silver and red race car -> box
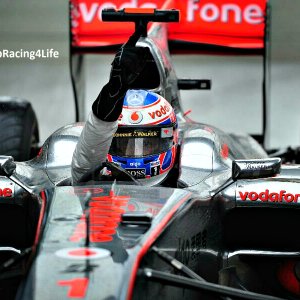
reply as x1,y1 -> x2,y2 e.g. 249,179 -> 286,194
0,3 -> 299,300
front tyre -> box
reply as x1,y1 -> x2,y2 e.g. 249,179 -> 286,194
0,97 -> 39,161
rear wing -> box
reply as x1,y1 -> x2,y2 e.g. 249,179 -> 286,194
70,0 -> 266,50
69,0 -> 270,146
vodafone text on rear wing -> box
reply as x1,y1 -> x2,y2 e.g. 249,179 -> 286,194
70,0 -> 267,50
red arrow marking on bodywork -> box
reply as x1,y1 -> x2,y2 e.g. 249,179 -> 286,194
58,278 -> 89,298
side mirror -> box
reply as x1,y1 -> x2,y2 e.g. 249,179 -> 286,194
178,79 -> 211,90
0,156 -> 33,195
0,156 -> 16,177
232,158 -> 281,180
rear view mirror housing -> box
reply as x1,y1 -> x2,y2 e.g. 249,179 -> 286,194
178,79 -> 211,90
232,158 -> 281,180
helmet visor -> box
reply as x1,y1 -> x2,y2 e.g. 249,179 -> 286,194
109,126 -> 174,157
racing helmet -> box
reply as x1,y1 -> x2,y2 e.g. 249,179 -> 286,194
107,90 -> 178,186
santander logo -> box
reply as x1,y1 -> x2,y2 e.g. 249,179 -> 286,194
239,189 -> 300,203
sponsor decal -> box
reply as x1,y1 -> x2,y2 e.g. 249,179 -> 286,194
175,230 -> 207,265
161,127 -> 173,138
130,161 -> 141,167
186,0 -> 264,24
0,187 -> 13,197
129,111 -> 143,124
148,104 -> 171,120
245,162 -> 269,170
113,129 -> 159,138
113,132 -> 133,138
75,0 -> 264,25
120,97 -> 173,125
70,190 -> 130,243
56,247 -> 110,260
78,0 -> 158,23
71,0 -> 266,48
239,189 -> 300,203
126,91 -> 145,106
126,168 -> 146,178
133,130 -> 158,137
58,278 -> 89,298
0,179 -> 14,198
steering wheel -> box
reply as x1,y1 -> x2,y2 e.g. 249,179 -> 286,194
78,162 -> 142,185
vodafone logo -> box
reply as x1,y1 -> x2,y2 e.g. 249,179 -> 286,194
148,104 -> 171,120
72,0 -> 266,49
187,0 -> 264,24
0,188 -> 13,197
129,111 -> 143,124
79,0 -> 157,23
239,190 -> 300,203
121,101 -> 172,125
77,0 -> 264,25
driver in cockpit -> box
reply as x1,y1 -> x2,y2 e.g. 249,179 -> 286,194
71,46 -> 179,186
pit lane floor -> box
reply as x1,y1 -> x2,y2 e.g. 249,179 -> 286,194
0,0 -> 300,150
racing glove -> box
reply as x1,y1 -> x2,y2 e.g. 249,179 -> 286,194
92,46 -> 151,122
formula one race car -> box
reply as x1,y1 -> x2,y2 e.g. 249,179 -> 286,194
1,4 -> 300,300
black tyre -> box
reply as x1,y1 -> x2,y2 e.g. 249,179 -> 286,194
0,97 -> 39,161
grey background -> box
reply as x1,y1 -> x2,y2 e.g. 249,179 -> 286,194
0,0 -> 299,149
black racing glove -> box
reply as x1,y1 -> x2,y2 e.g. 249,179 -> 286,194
92,46 -> 151,122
